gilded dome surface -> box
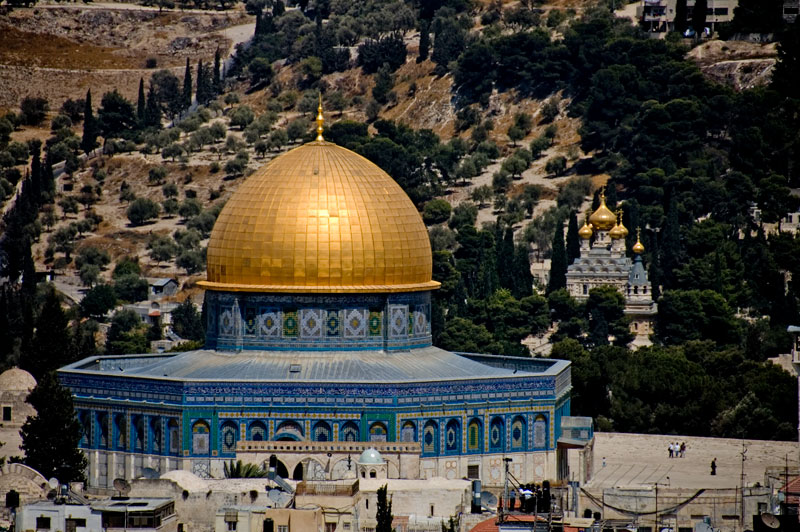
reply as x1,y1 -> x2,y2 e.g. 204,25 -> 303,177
201,140 -> 439,293
589,193 -> 616,231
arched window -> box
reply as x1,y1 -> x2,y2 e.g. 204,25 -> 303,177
423,420 -> 438,455
313,421 -> 332,442
511,416 -> 526,450
489,417 -> 504,452
341,421 -> 359,442
445,419 -> 461,453
533,415 -> 547,449
220,421 -> 238,453
249,421 -> 267,441
134,416 -> 145,451
114,414 -> 127,450
97,412 -> 109,449
192,420 -> 210,455
150,417 -> 162,454
78,411 -> 90,448
467,418 -> 482,452
167,419 -> 180,455
400,421 -> 416,442
275,420 -> 304,441
369,422 -> 387,442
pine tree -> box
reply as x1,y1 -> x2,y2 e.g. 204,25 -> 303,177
213,48 -> 222,94
417,19 -> 430,63
137,78 -> 146,124
182,57 -> 193,114
80,90 -> 98,156
566,212 -> 580,266
20,372 -> 88,483
548,219 -> 567,293
376,484 -> 394,532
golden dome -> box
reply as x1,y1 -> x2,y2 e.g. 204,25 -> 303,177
589,191 -> 616,231
200,140 -> 440,294
578,219 -> 593,239
609,210 -> 628,240
632,228 -> 645,254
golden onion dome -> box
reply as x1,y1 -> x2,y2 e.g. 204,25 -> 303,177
609,210 -> 628,240
589,191 -> 616,231
632,228 -> 645,254
578,220 -> 593,240
199,137 -> 440,294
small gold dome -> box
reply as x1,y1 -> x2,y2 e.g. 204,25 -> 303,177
609,210 -> 628,240
200,140 -> 440,293
578,221 -> 593,239
632,229 -> 645,254
589,191 -> 616,231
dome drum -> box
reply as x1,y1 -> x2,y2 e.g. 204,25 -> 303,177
206,290 -> 433,351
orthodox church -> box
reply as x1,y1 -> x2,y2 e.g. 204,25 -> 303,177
58,107 -> 574,489
565,193 -> 658,345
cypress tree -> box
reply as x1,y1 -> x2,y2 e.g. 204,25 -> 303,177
196,60 -> 209,105
675,0 -> 688,33
29,139 -> 42,205
548,219 -> 567,293
376,485 -> 393,532
417,19 -> 430,62
497,226 -> 515,291
20,372 -> 88,483
182,57 -> 193,114
213,48 -> 222,94
566,212 -> 580,265
144,85 -> 161,128
80,89 -> 98,156
660,192 -> 681,289
512,243 -> 533,298
23,285 -> 70,379
137,77 -> 146,124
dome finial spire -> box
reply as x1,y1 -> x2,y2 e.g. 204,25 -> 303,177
316,93 -> 325,142
632,227 -> 645,254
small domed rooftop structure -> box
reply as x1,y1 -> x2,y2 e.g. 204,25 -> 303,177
0,367 -> 36,393
357,448 -> 385,465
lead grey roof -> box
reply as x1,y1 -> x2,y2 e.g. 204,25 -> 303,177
61,346 -> 567,384
628,255 -> 649,286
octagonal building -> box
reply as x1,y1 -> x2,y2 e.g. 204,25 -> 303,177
59,117 -> 573,488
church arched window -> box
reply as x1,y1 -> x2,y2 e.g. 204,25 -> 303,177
533,415 -> 547,449
400,421 -> 416,442
275,420 -> 303,441
369,422 -> 387,442
467,418 -> 482,452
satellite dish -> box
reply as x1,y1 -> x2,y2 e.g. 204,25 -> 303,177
140,468 -> 160,480
267,490 -> 292,508
480,491 -> 498,508
48,477 -> 60,490
113,478 -> 131,495
695,522 -> 713,532
761,514 -> 780,529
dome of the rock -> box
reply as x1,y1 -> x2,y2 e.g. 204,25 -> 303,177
201,140 -> 439,294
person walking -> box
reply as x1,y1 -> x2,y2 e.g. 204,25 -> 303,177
680,442 -> 686,458
710,458 -> 717,475
668,443 -> 673,458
